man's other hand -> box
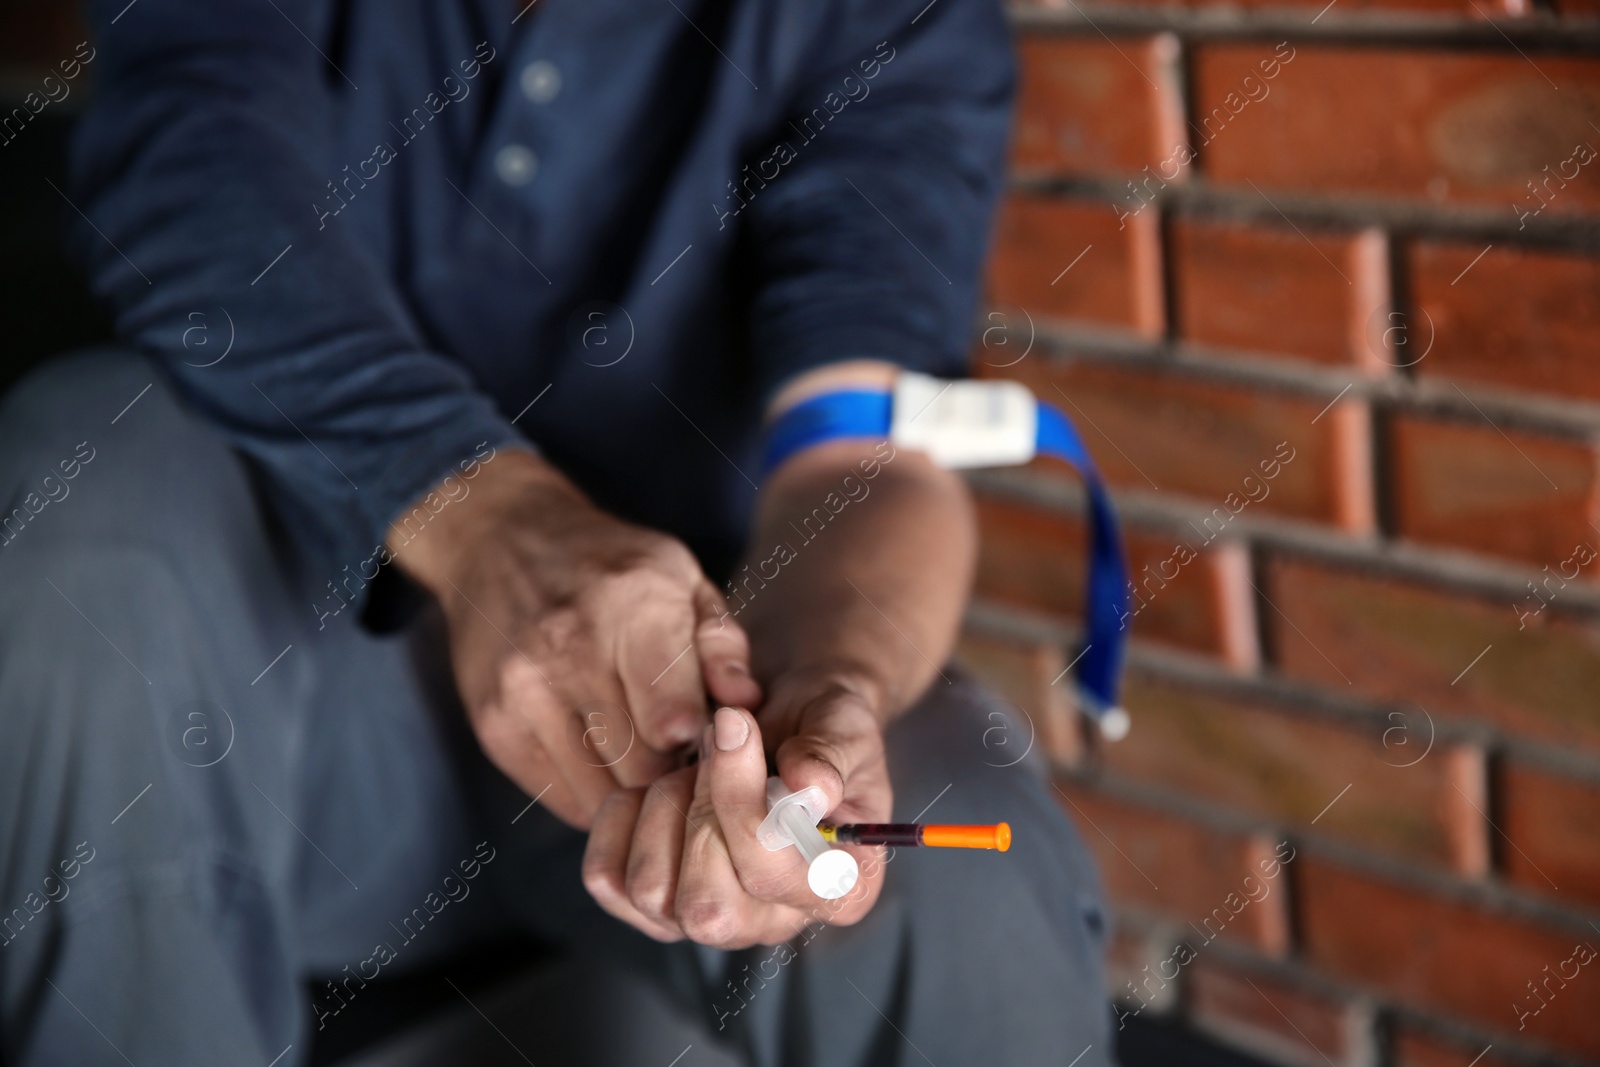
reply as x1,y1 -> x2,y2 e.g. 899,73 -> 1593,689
581,697 -> 891,947
391,450 -> 762,829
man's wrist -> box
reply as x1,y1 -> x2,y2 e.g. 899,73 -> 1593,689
756,659 -> 896,734
386,448 -> 576,599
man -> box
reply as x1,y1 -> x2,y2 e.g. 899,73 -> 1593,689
0,0 -> 1113,1063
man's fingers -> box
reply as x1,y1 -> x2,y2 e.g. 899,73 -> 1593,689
624,766 -> 696,934
469,676 -> 599,829
615,587 -> 708,754
582,786 -> 644,917
482,731 -> 589,830
705,707 -> 814,906
572,694 -> 679,792
768,715 -> 893,928
772,695 -> 888,818
582,787 -> 684,942
672,723 -> 775,949
692,581 -> 762,710
514,683 -> 624,829
766,694 -> 893,926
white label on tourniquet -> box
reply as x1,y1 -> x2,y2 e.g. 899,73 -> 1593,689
890,372 -> 1038,469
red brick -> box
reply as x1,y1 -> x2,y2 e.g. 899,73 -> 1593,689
1193,45 -> 1600,213
1499,759 -> 1600,912
1449,746 -> 1493,880
1189,959 -> 1374,1067
1262,555 -> 1600,756
973,494 -> 1258,668
1105,674 -> 1487,872
1391,1021 -> 1537,1067
1171,216 -> 1390,371
1411,242 -> 1600,404
1054,782 -> 1296,954
1011,34 -> 1186,179
984,359 -> 1375,533
1388,414 -> 1600,571
984,193 -> 1163,341
954,628 -> 1085,766
1298,855 -> 1600,1060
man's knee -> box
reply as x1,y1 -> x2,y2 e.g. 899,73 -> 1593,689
0,349 -> 264,564
796,676 -> 1115,1065
885,672 -> 1053,820
0,351 -> 141,543
0,347 -> 297,728
0,348 -> 155,445
884,670 -> 1109,951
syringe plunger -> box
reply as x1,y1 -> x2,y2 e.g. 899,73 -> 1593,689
756,778 -> 860,900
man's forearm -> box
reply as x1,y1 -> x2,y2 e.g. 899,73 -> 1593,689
737,438 -> 977,723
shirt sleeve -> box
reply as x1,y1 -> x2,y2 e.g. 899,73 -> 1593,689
741,0 -> 1016,400
67,0 -> 527,582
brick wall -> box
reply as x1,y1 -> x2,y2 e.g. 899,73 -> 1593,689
961,4 -> 1600,1066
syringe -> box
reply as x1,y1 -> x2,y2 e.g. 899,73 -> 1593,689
820,822 -> 1011,849
755,777 -> 860,901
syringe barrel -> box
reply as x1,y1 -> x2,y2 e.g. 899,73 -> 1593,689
778,803 -> 829,865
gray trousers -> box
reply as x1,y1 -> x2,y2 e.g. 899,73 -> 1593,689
0,351 -> 1113,1067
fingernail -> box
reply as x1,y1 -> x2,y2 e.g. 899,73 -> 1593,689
714,706 -> 749,751
724,660 -> 749,677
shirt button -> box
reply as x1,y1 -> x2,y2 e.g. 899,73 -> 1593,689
494,144 -> 538,186
520,61 -> 561,104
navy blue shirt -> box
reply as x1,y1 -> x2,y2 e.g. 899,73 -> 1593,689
69,0 -> 1014,586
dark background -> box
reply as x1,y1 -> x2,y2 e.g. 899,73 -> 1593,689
0,4 -> 112,393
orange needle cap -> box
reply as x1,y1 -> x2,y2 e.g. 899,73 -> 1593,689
921,823 -> 1012,851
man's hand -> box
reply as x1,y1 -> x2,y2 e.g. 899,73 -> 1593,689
391,450 -> 761,829
582,692 -> 892,947
577,360 -> 975,947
